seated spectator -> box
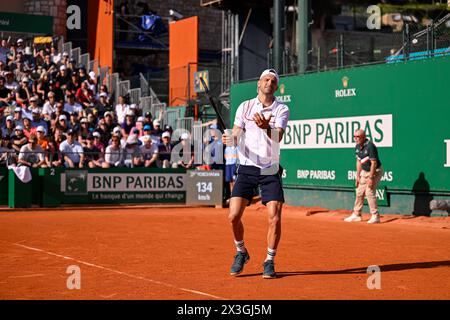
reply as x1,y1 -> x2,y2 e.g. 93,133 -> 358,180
59,129 -> 84,168
64,93 -> 83,116
56,65 -> 70,91
68,112 -> 80,133
124,135 -> 143,168
49,79 -> 64,102
121,110 -> 135,139
2,115 -> 15,138
103,111 -> 117,133
174,132 -> 194,169
36,72 -> 51,101
92,131 -> 105,153
151,119 -> 163,138
140,135 -> 158,168
87,71 -> 97,94
0,75 -> 11,107
139,124 -> 153,144
18,134 -> 45,168
56,114 -> 70,134
36,125 -> 49,150
45,139 -> 62,167
102,134 -> 124,168
42,91 -> 57,120
12,107 -> 24,128
83,133 -> 104,168
157,131 -> 175,168
66,72 -> 80,96
0,135 -> 15,166
78,66 -> 88,83
95,92 -> 112,118
97,84 -> 111,104
4,71 -> 19,92
142,111 -> 154,129
22,116 -> 34,138
15,77 -> 31,107
11,125 -> 28,153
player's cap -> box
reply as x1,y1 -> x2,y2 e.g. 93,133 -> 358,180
259,68 -> 279,83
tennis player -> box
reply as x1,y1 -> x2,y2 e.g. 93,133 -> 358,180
222,68 -> 290,279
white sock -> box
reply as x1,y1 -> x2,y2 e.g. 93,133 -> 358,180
234,240 -> 247,253
265,248 -> 277,262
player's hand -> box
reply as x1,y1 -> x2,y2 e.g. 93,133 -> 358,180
253,112 -> 273,129
222,132 -> 234,146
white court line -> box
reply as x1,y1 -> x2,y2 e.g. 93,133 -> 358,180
12,243 -> 226,300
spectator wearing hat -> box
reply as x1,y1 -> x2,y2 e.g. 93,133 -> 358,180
58,52 -> 70,70
87,71 -> 97,93
55,65 -> 70,90
140,135 -> 159,168
59,129 -> 84,168
42,91 -> 57,120
124,134 -> 143,168
121,110 -> 136,139
12,107 -> 24,128
36,125 -> 48,150
103,134 -> 124,168
16,39 -> 25,54
92,131 -> 105,153
174,132 -> 195,169
76,80 -> 94,109
142,111 -> 154,128
56,113 -> 70,134
139,124 -> 153,145
83,133 -> 103,168
95,92 -> 112,118
110,126 -> 127,149
11,125 -> 28,153
18,134 -> 45,168
23,47 -> 35,69
30,107 -> 47,130
28,95 -> 40,112
68,112 -> 80,133
78,117 -> 91,139
115,95 -> 129,124
151,119 -> 163,138
2,115 -> 15,138
157,131 -> 175,168
64,93 -> 83,116
15,77 -> 32,107
103,111 -> 117,133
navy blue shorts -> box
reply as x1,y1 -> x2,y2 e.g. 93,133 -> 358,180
231,165 -> 284,205
225,164 -> 237,182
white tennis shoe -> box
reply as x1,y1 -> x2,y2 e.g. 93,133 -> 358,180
344,213 -> 362,222
367,214 -> 381,224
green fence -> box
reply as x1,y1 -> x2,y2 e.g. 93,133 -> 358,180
231,56 -> 450,213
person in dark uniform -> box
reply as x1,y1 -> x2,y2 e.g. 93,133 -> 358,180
344,129 -> 383,224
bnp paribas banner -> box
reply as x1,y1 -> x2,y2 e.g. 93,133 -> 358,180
60,169 -> 186,204
231,56 -> 450,192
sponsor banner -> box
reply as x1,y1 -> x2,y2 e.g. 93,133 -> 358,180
281,114 -> 393,149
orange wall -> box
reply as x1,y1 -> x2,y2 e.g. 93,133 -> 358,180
88,0 -> 113,74
169,16 -> 198,107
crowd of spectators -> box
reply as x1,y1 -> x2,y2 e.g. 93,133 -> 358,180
0,37 -> 213,170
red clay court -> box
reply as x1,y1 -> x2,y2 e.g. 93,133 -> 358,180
1,204 -> 449,300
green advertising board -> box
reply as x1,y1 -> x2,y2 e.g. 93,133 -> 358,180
231,56 -> 450,195
0,12 -> 53,35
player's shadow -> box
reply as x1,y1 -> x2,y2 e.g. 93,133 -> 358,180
236,260 -> 450,278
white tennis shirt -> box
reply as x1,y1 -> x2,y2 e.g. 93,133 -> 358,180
234,96 -> 290,169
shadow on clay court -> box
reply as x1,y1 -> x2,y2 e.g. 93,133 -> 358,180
236,260 -> 450,278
